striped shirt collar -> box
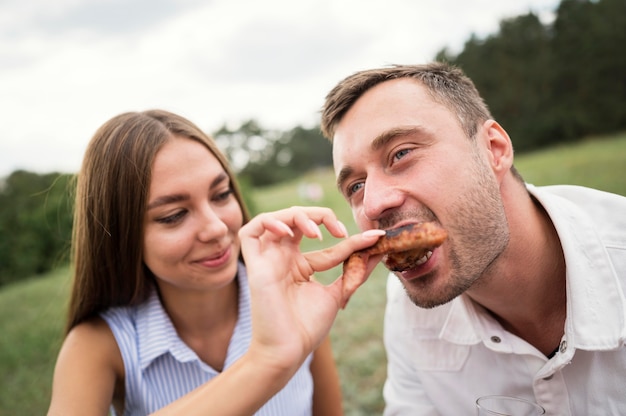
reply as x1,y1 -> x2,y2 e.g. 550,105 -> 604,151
136,262 -> 250,371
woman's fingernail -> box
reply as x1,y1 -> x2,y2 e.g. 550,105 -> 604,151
308,219 -> 323,240
362,229 -> 386,238
337,220 -> 349,237
278,221 -> 295,237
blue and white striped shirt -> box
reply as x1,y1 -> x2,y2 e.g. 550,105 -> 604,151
101,262 -> 313,416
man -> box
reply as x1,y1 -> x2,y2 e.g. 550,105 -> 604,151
321,62 -> 626,415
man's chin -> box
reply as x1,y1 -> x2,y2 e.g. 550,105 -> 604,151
401,277 -> 458,309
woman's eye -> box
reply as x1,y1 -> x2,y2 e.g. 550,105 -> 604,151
393,148 -> 411,161
214,188 -> 234,202
156,210 -> 186,224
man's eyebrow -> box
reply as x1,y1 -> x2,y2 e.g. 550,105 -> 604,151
336,165 -> 354,194
371,126 -> 427,151
147,172 -> 229,211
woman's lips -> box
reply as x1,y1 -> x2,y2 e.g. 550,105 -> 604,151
196,246 -> 231,267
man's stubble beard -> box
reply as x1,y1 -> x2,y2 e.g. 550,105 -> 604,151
402,146 -> 510,309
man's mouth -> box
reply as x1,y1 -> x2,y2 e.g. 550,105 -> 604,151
383,248 -> 433,272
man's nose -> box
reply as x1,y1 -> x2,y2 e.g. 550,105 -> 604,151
362,174 -> 405,222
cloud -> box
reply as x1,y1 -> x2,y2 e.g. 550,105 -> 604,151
2,0 -> 204,37
0,0 -> 559,177
207,19 -> 369,84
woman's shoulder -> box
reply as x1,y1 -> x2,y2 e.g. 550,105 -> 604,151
50,317 -> 125,414
69,315 -> 117,341
63,316 -> 124,375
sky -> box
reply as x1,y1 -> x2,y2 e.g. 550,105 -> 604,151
0,0 -> 560,178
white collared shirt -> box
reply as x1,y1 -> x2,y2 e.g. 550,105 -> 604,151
383,184 -> 626,415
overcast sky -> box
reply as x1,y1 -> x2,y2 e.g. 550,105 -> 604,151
0,0 -> 559,178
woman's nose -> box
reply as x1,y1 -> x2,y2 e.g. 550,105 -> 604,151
196,207 -> 228,242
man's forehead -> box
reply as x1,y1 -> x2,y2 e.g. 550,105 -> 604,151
332,80 -> 436,142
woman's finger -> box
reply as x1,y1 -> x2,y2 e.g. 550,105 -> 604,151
303,229 -> 385,272
239,213 -> 294,241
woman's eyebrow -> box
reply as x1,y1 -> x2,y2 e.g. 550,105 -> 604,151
210,172 -> 229,189
147,172 -> 229,211
147,194 -> 188,211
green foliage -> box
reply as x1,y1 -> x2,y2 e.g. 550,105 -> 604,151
235,174 -> 259,217
550,0 -> 626,138
0,171 -> 74,287
277,125 -> 333,172
1,133 -> 625,415
443,0 -> 626,152
214,120 -> 332,187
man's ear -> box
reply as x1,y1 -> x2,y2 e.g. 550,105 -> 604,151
480,119 -> 514,180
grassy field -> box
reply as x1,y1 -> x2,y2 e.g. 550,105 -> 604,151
1,132 -> 625,415
514,132 -> 626,196
0,268 -> 69,415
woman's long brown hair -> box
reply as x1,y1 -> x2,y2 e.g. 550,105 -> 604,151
66,110 -> 250,334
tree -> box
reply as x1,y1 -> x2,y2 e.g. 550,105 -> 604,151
448,13 -> 554,151
551,0 -> 626,138
436,0 -> 626,151
213,120 -> 332,187
0,171 -> 73,286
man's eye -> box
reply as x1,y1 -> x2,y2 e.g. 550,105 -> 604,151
347,182 -> 364,196
393,148 -> 411,161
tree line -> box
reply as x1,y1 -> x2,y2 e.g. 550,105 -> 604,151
1,0 -> 624,287
0,171 -> 74,286
437,0 -> 626,151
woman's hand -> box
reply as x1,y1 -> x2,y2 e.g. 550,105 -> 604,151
238,206 -> 384,372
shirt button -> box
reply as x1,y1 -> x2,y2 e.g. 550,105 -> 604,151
559,340 -> 567,353
490,336 -> 501,343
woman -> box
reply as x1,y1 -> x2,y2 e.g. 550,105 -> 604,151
47,110 -> 385,415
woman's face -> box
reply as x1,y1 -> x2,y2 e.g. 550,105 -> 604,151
143,136 -> 243,293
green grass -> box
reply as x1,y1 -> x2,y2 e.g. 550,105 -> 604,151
515,132 -> 626,196
0,268 -> 69,415
1,132 -> 625,415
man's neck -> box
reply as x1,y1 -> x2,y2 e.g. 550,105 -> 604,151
467,188 -> 567,356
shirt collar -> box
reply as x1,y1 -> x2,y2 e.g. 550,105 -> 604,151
136,289 -> 197,370
439,185 -> 625,351
438,295 -> 482,345
527,184 -> 625,350
136,262 -> 249,370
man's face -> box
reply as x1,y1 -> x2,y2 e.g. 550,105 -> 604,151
332,78 -> 510,308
